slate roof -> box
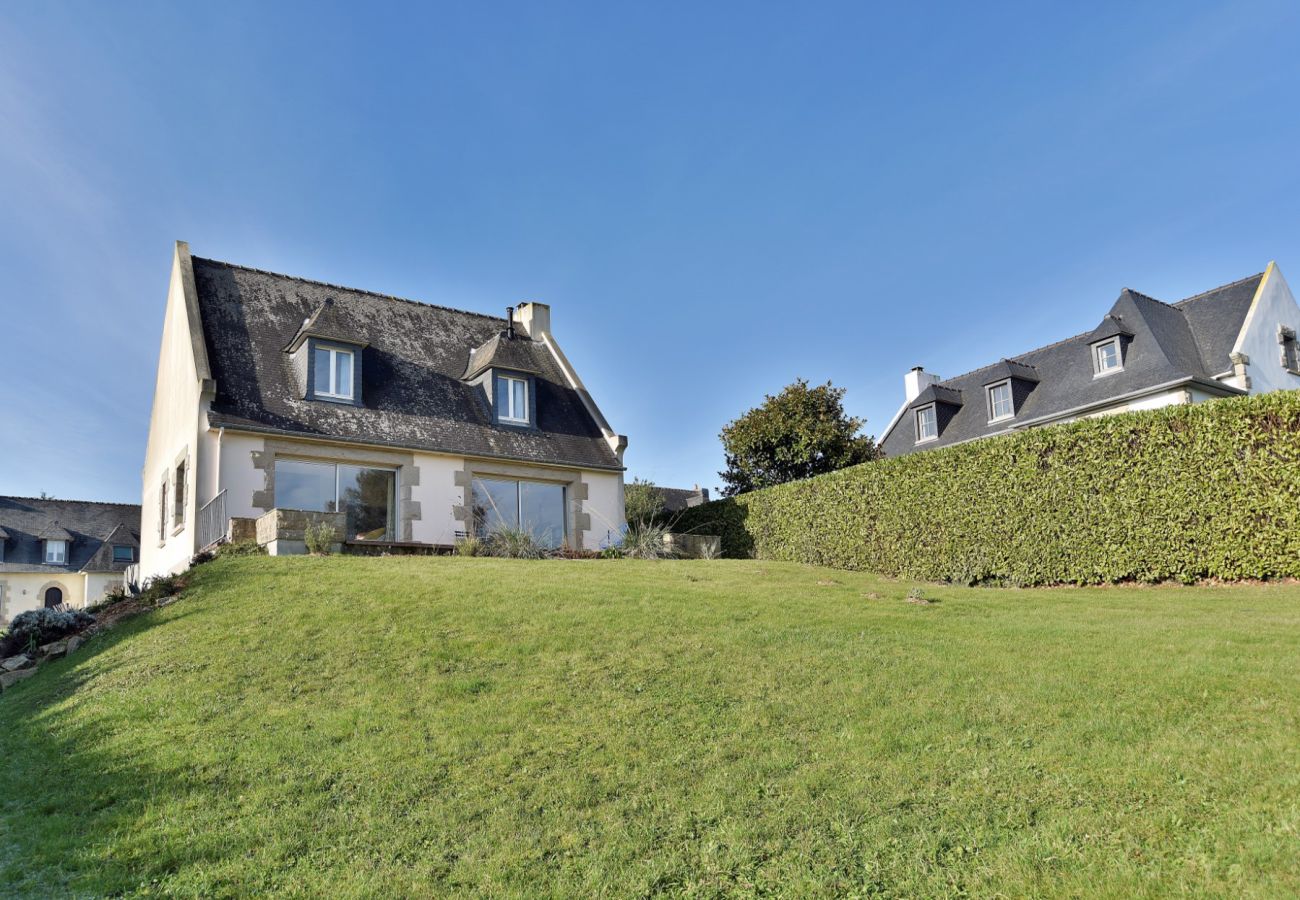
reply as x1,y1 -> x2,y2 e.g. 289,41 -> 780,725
191,258 -> 622,470
652,485 -> 711,513
0,497 -> 141,574
880,273 -> 1263,456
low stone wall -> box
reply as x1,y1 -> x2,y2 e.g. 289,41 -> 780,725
663,533 -> 722,559
229,517 -> 258,544
255,509 -> 345,556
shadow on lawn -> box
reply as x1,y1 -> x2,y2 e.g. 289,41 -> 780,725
0,605 -> 217,893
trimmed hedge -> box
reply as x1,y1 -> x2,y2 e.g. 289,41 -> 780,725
675,390 -> 1300,585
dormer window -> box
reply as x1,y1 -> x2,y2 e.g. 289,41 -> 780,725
313,345 -> 355,400
500,375 -> 529,424
987,380 -> 1014,422
1094,338 -> 1123,376
915,404 -> 938,442
45,540 -> 67,564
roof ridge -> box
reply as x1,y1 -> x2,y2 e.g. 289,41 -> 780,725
0,496 -> 140,507
1173,271 -> 1266,306
1122,287 -> 1180,310
191,256 -> 509,322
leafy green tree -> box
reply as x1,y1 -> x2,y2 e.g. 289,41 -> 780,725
718,379 -> 878,496
623,477 -> 666,526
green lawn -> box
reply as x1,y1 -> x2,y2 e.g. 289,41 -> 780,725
2,557 -> 1298,897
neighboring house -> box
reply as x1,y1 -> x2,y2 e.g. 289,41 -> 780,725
653,484 -> 711,513
0,497 -> 141,624
880,263 -> 1300,456
139,242 -> 627,579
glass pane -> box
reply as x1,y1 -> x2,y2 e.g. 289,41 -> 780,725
313,347 -> 332,394
275,459 -> 337,512
520,481 -> 566,549
338,465 -> 394,541
335,351 -> 353,397
471,477 -> 519,536
512,379 -> 527,420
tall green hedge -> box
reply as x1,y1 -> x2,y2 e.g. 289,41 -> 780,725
675,390 -> 1300,585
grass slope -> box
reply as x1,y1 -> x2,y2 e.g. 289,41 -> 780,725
1,557 -> 1298,897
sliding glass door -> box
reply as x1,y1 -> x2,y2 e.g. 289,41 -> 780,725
274,459 -> 396,541
471,477 -> 567,549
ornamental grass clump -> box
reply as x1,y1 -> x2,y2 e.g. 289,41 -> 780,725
484,527 -> 547,559
620,521 -> 678,560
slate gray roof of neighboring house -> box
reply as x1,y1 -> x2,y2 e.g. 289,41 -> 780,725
652,485 -> 710,512
880,273 -> 1264,456
192,257 -> 622,470
0,497 -> 141,574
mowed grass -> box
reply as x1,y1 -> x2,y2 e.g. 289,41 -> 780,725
1,558 -> 1299,897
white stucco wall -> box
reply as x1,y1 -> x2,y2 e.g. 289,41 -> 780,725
581,470 -> 626,550
1234,263 -> 1300,395
409,452 -> 467,546
140,245 -> 207,580
217,432 -> 270,521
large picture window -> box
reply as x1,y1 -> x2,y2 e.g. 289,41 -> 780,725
471,477 -> 566,549
274,458 -> 395,541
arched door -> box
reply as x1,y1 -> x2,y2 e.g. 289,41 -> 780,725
44,586 -> 63,608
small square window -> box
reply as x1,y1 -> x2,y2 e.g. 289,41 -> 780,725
1094,338 -> 1122,375
915,405 -> 937,442
988,381 -> 1014,421
113,545 -> 134,563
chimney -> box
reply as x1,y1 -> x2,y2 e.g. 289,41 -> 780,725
505,306 -> 514,339
513,301 -> 551,339
904,366 -> 940,402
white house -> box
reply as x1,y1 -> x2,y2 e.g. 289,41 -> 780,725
879,263 -> 1300,455
139,242 -> 627,579
0,496 -> 140,623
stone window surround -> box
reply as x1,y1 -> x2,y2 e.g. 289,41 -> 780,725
172,447 -> 190,537
451,458 -> 591,550
250,438 -> 422,542
1279,325 -> 1299,375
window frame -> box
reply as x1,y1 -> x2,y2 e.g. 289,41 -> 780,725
313,344 -> 355,401
1093,337 -> 1123,377
272,457 -> 397,542
470,475 -> 568,548
499,375 -> 530,424
112,544 -> 134,563
915,403 -> 938,443
45,540 -> 68,564
173,460 -> 187,531
1280,326 -> 1299,374
158,479 -> 169,542
987,379 -> 1015,423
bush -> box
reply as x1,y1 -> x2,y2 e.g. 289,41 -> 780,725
484,527 -> 547,559
218,539 -> 266,558
620,521 -> 677,560
674,391 -> 1300,586
305,521 -> 340,555
624,478 -> 667,527
453,535 -> 486,557
0,607 -> 95,658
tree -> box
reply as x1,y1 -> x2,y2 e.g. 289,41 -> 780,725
718,379 -> 878,496
623,478 -> 665,527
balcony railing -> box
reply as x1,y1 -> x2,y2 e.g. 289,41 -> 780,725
197,490 -> 228,552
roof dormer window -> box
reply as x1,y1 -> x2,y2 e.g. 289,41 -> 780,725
45,539 -> 67,564
500,375 -> 529,424
1093,337 -> 1123,376
987,380 -> 1014,422
313,345 -> 355,400
915,404 -> 938,442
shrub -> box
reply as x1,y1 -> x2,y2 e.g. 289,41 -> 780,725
218,539 -> 266,558
0,607 -> 95,658
453,535 -> 486,557
621,521 -> 677,560
674,391 -> 1300,586
624,478 -> 667,527
484,527 -> 547,559
304,521 -> 339,555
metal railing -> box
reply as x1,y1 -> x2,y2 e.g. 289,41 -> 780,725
197,490 -> 228,552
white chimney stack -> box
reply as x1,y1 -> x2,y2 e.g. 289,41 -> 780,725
904,366 -> 940,402
513,302 -> 551,339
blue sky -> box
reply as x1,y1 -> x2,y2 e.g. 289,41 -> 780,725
2,1 -> 1299,503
